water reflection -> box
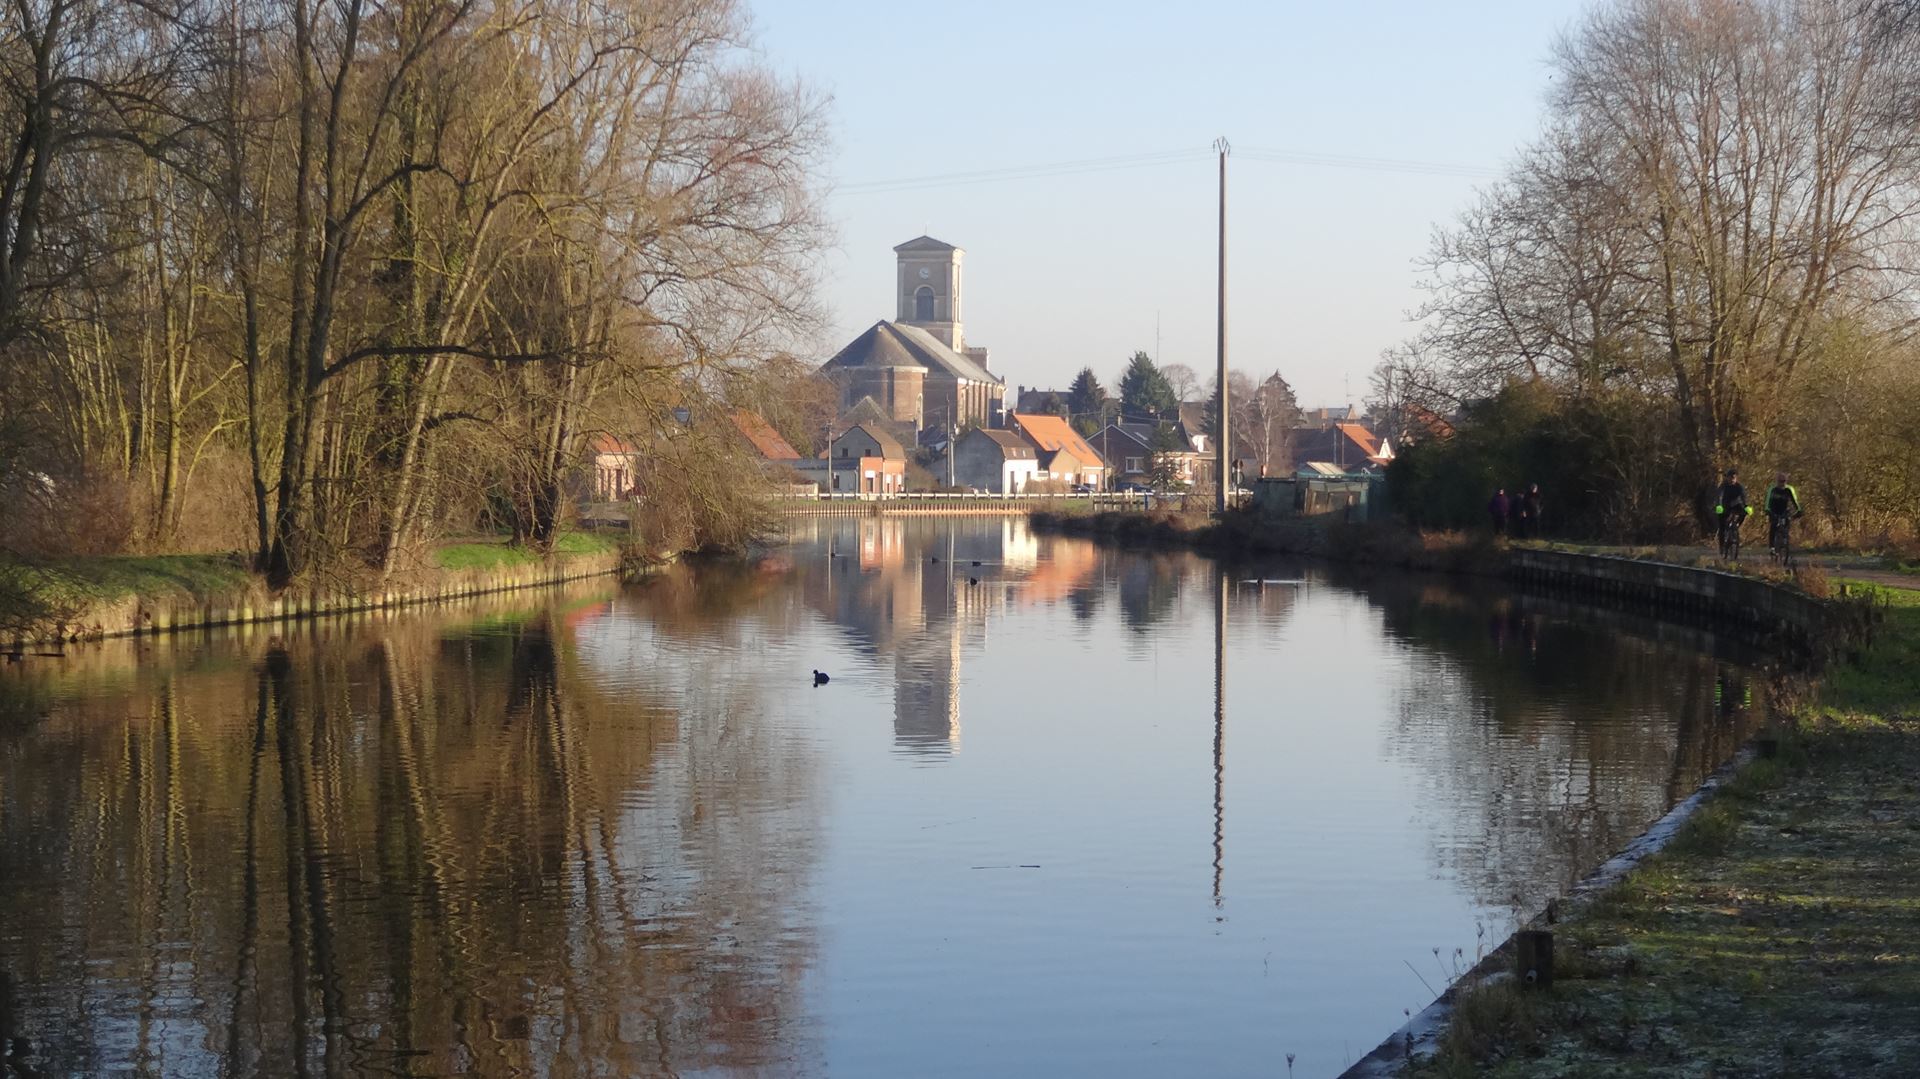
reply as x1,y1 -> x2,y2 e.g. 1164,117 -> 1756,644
0,590 -> 821,1076
1358,576 -> 1768,919
790,517 -> 1094,757
0,523 -> 1770,1077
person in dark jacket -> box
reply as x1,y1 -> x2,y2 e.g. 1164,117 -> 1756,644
1517,484 -> 1543,538
1715,469 -> 1752,553
1488,488 -> 1510,535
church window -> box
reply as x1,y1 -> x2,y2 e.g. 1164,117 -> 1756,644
914,286 -> 935,321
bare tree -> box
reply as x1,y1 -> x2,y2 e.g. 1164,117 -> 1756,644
1406,0 -> 1920,526
1244,372 -> 1301,478
1160,362 -> 1200,404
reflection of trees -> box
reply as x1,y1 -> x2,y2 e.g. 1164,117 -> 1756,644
1115,554 -> 1184,633
0,608 -> 820,1075
1367,582 -> 1760,922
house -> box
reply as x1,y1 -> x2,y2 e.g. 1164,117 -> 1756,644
587,434 -> 640,501
1090,419 -> 1209,489
1090,423 -> 1153,487
1300,404 -> 1358,425
1010,412 -> 1105,488
730,409 -> 801,463
794,422 -> 907,495
817,237 -> 1006,438
1176,401 -> 1215,457
1394,403 -> 1457,448
953,428 -> 1039,494
1012,385 -> 1074,416
730,409 -> 811,492
1289,421 -> 1392,475
1176,401 -> 1217,489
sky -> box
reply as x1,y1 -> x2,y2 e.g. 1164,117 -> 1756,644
751,0 -> 1593,409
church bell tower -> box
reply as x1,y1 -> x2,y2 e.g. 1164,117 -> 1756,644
895,236 -> 964,351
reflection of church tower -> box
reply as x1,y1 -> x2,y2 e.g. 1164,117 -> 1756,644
894,615 -> 964,754
896,236 -> 964,350
892,539 -> 994,755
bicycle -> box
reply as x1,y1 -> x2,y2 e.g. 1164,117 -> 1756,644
1717,513 -> 1746,562
1768,511 -> 1800,570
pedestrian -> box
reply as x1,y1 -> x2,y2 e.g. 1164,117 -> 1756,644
1519,483 -> 1543,539
1487,488 -> 1510,536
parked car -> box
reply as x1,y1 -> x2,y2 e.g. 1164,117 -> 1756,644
1070,483 -> 1095,494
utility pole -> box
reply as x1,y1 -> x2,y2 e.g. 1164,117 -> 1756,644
1214,137 -> 1231,515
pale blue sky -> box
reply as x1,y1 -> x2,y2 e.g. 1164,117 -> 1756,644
753,0 -> 1591,407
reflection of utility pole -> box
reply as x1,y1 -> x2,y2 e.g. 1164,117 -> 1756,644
1213,568 -> 1227,907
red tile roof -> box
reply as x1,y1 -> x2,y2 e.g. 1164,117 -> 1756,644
1336,422 -> 1385,461
731,410 -> 801,460
589,433 -> 638,456
1403,403 -> 1456,441
1011,413 -> 1105,469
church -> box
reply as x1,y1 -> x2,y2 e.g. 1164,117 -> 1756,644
817,237 -> 1007,440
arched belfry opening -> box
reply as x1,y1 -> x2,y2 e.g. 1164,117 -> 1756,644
895,235 -> 963,350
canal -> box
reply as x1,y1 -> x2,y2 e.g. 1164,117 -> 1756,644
0,517 -> 1765,1076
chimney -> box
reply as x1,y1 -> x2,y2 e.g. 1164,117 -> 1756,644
967,346 -> 990,373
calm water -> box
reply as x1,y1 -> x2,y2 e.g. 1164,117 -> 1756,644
0,517 -> 1765,1077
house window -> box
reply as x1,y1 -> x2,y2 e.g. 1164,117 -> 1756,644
1125,457 -> 1143,473
915,286 -> 935,321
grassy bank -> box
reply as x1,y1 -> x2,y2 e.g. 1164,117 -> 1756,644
433,531 -> 616,571
1411,584 -> 1920,1077
3,531 -> 626,643
28,553 -> 255,606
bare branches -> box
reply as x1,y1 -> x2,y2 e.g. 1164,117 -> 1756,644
1,0 -> 830,574
1409,0 -> 1920,483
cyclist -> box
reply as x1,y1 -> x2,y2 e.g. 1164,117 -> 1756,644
1764,471 -> 1804,561
1714,469 -> 1752,557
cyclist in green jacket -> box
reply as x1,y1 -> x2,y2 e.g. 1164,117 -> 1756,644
1764,472 -> 1804,558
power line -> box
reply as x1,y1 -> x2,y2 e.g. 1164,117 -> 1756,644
1236,145 -> 1500,179
837,148 -> 1210,194
834,144 -> 1500,196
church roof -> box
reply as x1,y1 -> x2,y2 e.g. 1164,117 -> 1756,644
893,235 -> 958,253
820,320 -> 997,385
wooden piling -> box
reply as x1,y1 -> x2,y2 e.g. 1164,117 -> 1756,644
1515,930 -> 1554,989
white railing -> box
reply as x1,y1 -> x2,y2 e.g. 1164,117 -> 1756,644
769,490 -> 1162,505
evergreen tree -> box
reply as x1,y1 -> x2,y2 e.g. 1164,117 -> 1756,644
1067,367 -> 1113,436
1118,351 -> 1178,419
1148,422 -> 1185,490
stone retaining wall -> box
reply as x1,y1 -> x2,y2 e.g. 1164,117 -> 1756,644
1507,548 -> 1829,648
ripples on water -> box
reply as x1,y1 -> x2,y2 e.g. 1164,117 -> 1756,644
0,517 -> 1765,1076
